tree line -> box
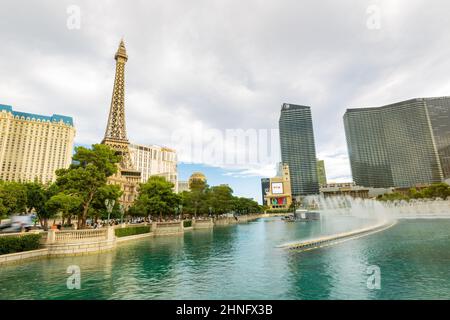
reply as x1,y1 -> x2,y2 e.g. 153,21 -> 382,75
129,176 -> 262,219
1,144 -> 262,229
377,183 -> 450,201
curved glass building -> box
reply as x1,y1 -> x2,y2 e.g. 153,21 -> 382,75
344,97 -> 450,188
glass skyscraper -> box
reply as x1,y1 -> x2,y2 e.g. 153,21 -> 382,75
279,103 -> 319,196
344,97 -> 450,188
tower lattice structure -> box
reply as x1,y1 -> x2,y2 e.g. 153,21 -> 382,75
102,39 -> 141,208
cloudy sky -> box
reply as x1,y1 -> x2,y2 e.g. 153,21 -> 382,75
2,0 -> 450,202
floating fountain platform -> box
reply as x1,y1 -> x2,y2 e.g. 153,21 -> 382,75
278,220 -> 397,251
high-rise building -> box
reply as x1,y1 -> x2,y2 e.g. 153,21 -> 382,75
317,159 -> 327,186
101,39 -> 141,208
279,103 -> 319,197
129,143 -> 178,192
344,97 -> 450,188
260,178 -> 270,205
0,104 -> 75,183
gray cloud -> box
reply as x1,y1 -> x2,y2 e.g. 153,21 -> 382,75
2,0 -> 450,181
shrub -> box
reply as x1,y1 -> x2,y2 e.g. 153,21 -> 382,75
114,226 -> 151,238
0,233 -> 42,255
183,220 -> 192,228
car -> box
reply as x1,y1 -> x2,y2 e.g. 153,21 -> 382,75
0,215 -> 35,233
0,220 -> 12,231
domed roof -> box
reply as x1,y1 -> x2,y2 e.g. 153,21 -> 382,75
189,172 -> 206,181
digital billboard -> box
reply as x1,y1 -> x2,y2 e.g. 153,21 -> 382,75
271,197 -> 286,205
271,182 -> 284,194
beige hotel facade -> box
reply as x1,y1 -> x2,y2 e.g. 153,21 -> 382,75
129,143 -> 178,192
0,104 -> 75,183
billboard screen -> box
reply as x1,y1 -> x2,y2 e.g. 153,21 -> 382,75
271,197 -> 286,205
271,182 -> 284,194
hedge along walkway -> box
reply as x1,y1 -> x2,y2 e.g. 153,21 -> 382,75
0,233 -> 42,255
114,225 -> 151,238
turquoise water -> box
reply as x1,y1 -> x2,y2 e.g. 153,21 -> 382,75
0,217 -> 449,300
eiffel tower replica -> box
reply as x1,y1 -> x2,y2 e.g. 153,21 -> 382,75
102,39 -> 141,208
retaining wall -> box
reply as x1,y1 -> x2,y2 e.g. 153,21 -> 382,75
152,221 -> 184,236
193,218 -> 214,229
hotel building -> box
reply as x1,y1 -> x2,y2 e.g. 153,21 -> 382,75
279,103 -> 319,197
0,104 -> 75,183
129,143 -> 178,192
344,97 -> 450,188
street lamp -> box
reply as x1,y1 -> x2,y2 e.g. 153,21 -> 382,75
119,204 -> 124,225
179,204 -> 183,219
105,199 -> 115,227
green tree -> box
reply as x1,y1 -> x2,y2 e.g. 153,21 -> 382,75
208,185 -> 235,215
55,144 -> 120,228
24,181 -> 47,214
130,176 -> 181,220
187,179 -> 209,217
45,193 -> 82,226
421,183 -> 450,200
0,181 -> 27,216
408,187 -> 424,199
233,197 -> 261,215
378,183 -> 450,202
0,198 -> 7,220
90,184 -> 123,222
36,183 -> 60,230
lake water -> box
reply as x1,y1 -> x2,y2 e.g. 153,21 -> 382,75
1,217 -> 449,300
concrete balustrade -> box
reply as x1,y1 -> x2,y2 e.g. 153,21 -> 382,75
50,229 -> 108,243
45,227 -> 116,256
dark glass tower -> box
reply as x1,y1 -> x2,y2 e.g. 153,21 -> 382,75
344,97 -> 450,188
279,103 -> 319,196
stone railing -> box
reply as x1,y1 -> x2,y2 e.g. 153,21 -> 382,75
47,228 -> 109,244
44,227 -> 115,256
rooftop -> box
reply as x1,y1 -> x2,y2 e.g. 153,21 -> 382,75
345,96 -> 450,113
0,104 -> 74,126
281,103 -> 310,111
